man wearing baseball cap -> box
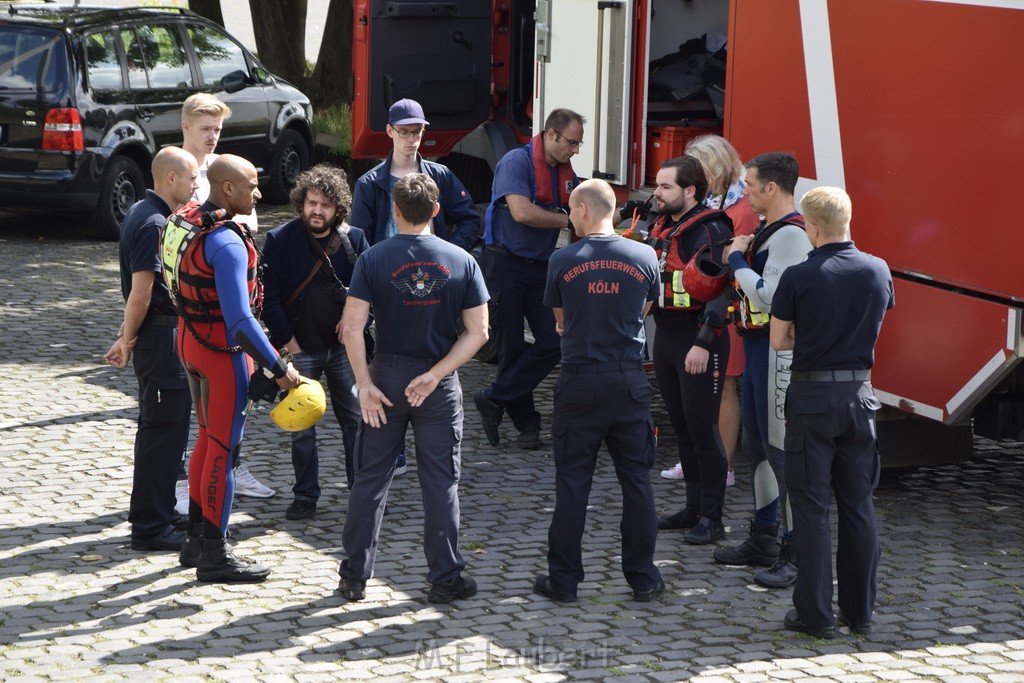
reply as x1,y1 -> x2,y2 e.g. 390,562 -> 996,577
349,98 -> 482,476
350,99 -> 479,251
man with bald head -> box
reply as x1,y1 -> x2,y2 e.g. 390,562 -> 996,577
106,146 -> 199,552
169,153 -> 301,582
533,179 -> 665,604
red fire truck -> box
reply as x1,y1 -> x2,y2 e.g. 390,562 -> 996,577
351,0 -> 1024,467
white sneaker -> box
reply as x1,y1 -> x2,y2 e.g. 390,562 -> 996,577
660,463 -> 685,480
726,469 -> 736,487
174,479 -> 189,515
233,463 -> 275,498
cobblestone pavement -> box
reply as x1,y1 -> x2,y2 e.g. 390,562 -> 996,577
2,208 -> 1024,682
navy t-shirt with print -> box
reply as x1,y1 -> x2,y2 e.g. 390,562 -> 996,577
544,235 -> 660,364
349,233 -> 489,360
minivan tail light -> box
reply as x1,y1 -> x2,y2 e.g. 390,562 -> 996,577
42,108 -> 84,152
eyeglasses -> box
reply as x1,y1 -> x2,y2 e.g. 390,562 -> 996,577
391,126 -> 425,139
555,131 -> 583,148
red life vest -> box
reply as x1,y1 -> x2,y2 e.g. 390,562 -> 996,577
162,200 -> 261,326
648,208 -> 727,311
731,213 -> 806,330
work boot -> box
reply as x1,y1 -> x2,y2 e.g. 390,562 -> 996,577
179,522 -> 203,568
754,535 -> 798,588
196,537 -> 271,583
713,519 -> 780,567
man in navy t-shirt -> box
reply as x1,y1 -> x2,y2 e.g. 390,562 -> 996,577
770,186 -> 893,639
105,147 -> 199,551
337,173 -> 489,604
533,179 -> 665,604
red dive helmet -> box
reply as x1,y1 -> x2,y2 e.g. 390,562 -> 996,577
681,246 -> 729,302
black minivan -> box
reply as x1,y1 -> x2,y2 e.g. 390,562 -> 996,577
0,4 -> 314,239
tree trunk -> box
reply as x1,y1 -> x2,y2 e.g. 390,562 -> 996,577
248,0 -> 307,87
308,0 -> 353,109
187,0 -> 224,27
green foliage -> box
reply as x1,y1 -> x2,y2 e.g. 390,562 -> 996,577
316,104 -> 352,157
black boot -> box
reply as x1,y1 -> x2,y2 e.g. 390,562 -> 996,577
713,519 -> 780,567
754,535 -> 798,588
179,522 -> 202,568
196,537 -> 271,583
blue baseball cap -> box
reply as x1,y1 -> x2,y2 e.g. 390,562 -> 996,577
388,99 -> 429,126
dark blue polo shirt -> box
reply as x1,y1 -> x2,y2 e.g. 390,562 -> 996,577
772,241 -> 894,371
118,189 -> 175,316
348,233 -> 489,360
484,144 -> 577,261
544,235 -> 660,364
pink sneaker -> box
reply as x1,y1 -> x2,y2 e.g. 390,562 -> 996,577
660,463 -> 684,480
726,469 -> 736,487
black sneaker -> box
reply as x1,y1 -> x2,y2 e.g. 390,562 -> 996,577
427,575 -> 478,603
632,577 -> 666,602
130,525 -> 186,551
532,574 -> 578,604
683,517 -> 724,545
474,390 -> 503,446
337,576 -> 367,601
658,508 -> 701,530
784,608 -> 836,639
516,427 -> 542,450
285,499 -> 317,520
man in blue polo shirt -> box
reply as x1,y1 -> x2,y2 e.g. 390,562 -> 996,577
475,108 -> 585,449
533,179 -> 664,605
770,186 -> 893,639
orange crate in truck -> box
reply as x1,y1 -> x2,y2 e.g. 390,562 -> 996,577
645,125 -> 722,184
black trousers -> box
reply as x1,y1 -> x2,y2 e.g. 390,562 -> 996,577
546,363 -> 662,593
128,322 -> 191,537
652,318 -> 729,520
786,379 -> 881,629
480,248 -> 561,431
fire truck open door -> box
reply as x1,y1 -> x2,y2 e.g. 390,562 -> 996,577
534,0 -> 635,185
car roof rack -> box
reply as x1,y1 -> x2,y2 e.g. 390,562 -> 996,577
5,4 -> 195,26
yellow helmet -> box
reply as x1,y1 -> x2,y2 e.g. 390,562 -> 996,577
270,377 -> 326,432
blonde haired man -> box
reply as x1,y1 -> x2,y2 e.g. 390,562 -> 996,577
180,93 -> 269,498
181,93 -> 233,205
770,186 -> 893,638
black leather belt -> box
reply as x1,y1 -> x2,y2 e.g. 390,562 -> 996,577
790,369 -> 871,382
484,244 -> 545,264
561,360 -> 644,375
144,314 -> 178,328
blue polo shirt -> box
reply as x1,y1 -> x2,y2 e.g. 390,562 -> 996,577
772,241 -> 894,371
484,143 -> 577,261
118,189 -> 175,316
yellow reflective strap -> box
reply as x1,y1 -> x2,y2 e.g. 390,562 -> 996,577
671,271 -> 691,308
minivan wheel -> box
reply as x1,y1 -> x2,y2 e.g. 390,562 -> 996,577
264,129 -> 310,204
89,156 -> 145,241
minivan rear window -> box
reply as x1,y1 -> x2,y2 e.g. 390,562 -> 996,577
0,27 -> 63,91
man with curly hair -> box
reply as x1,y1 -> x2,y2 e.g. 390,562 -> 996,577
261,163 -> 370,520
